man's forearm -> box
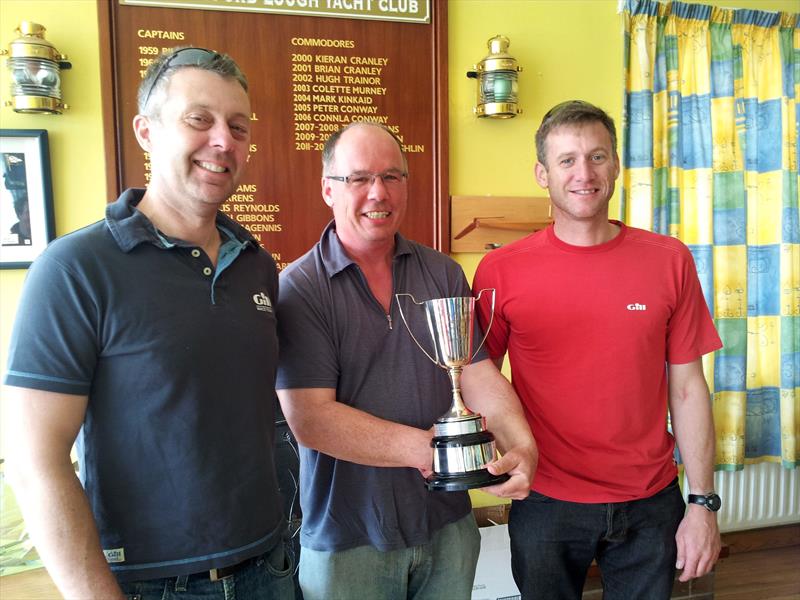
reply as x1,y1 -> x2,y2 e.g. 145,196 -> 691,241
460,359 -> 537,499
668,359 -> 721,581
668,361 -> 716,493
4,387 -> 125,599
462,360 -> 536,454
10,463 -> 124,599
278,388 -> 433,471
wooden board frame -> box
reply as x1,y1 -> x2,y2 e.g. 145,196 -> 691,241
97,0 -> 450,264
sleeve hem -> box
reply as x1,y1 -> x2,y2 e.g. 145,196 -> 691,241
4,373 -> 91,396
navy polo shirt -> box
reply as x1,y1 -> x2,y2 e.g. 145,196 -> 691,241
276,222 -> 486,552
5,189 -> 285,581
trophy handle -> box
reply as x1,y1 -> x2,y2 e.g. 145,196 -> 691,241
471,288 -> 495,362
394,293 -> 441,366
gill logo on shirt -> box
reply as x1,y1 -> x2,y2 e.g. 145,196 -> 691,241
253,292 -> 274,313
627,303 -> 647,311
103,548 -> 125,563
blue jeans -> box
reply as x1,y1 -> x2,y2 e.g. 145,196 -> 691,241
119,540 -> 296,600
298,512 -> 480,600
509,478 -> 685,600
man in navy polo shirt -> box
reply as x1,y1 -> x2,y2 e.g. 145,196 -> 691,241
4,48 -> 294,599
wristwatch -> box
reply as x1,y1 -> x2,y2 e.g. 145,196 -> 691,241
688,492 -> 722,512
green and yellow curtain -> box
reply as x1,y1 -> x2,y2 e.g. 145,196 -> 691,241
622,0 -> 799,470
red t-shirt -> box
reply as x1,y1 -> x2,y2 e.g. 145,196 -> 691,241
473,222 -> 722,502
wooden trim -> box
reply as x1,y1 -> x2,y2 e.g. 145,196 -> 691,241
720,524 -> 800,555
96,0 -> 120,201
434,0 -> 449,253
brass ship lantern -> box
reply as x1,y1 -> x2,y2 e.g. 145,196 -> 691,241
467,35 -> 522,119
2,21 -> 72,114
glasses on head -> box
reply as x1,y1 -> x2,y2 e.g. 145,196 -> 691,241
326,170 -> 408,189
140,47 -> 221,111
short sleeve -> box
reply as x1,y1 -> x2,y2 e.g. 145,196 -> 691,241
473,256 -> 511,360
275,268 -> 340,390
665,246 -> 722,364
5,252 -> 100,395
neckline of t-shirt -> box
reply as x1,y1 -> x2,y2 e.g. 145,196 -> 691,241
546,220 -> 627,254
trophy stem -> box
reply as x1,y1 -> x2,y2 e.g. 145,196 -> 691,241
441,366 -> 474,420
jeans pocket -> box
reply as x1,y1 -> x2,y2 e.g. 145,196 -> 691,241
263,540 -> 294,578
119,579 -> 167,600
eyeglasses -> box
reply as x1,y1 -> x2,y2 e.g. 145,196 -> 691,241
140,47 -> 221,111
325,170 -> 408,189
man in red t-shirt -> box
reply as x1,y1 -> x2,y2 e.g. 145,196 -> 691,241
473,100 -> 723,600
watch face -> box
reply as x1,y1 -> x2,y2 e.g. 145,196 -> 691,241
689,493 -> 722,511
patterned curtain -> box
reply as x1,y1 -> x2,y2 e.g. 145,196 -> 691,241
622,0 -> 799,470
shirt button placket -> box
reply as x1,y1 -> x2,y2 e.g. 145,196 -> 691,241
190,248 -> 213,277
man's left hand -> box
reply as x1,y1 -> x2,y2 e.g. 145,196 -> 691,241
481,445 -> 537,500
675,504 -> 721,581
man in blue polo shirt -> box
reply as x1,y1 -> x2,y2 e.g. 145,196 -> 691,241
276,123 -> 538,600
4,48 -> 294,599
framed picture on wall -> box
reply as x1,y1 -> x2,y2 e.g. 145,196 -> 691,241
0,129 -> 55,269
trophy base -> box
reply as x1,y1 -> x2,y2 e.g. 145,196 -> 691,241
427,427 -> 510,492
426,469 -> 510,492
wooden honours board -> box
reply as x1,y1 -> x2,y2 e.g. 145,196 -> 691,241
99,0 -> 449,269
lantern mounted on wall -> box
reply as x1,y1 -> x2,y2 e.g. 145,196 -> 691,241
2,21 -> 71,114
466,35 -> 521,119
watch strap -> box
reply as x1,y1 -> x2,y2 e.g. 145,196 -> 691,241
687,493 -> 721,512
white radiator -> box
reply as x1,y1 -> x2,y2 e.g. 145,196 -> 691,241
696,463 -> 800,532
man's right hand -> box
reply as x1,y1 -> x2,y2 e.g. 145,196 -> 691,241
482,444 -> 537,500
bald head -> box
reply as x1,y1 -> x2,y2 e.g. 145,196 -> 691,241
322,123 -> 407,176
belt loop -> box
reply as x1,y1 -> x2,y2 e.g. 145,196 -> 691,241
174,575 -> 189,592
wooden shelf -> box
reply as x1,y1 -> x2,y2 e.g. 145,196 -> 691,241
450,195 -> 552,253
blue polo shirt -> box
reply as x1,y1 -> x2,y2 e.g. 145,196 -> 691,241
276,222 -> 485,552
5,189 -> 286,581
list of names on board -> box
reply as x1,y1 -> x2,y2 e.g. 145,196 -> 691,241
108,5 -> 443,268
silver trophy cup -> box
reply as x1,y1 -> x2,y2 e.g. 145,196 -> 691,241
395,290 -> 509,492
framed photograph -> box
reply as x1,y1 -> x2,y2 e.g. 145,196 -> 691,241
0,129 -> 55,269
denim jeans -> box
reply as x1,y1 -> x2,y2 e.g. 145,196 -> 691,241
509,478 -> 685,600
119,539 -> 296,600
298,512 -> 480,600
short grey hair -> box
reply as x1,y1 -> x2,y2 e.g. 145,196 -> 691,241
535,100 -> 617,168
